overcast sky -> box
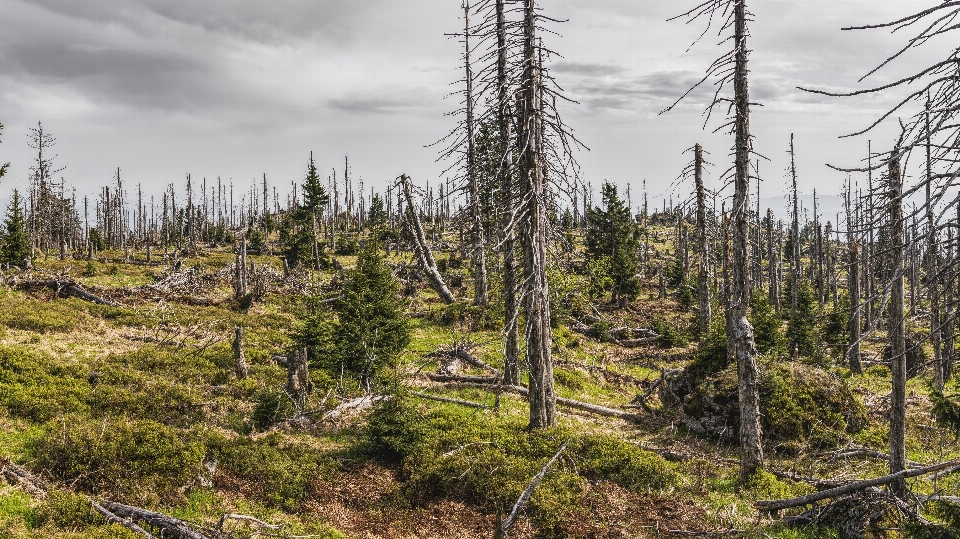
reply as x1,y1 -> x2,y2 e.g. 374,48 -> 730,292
0,0 -> 942,219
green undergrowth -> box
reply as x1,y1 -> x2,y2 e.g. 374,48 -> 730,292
361,395 -> 678,537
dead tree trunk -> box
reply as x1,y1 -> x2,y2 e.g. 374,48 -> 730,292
845,185 -> 863,374
234,234 -> 247,300
464,1 -> 489,307
520,0 -> 556,429
766,209 -> 780,312
497,0 -> 520,386
731,0 -> 764,479
695,144 -> 711,339
887,155 -> 907,498
946,225 -> 956,382
233,326 -> 248,380
790,133 -> 801,320
926,101 -> 944,390
400,174 -> 456,304
287,347 -> 310,409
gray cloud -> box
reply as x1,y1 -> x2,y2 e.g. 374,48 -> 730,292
552,61 -> 625,77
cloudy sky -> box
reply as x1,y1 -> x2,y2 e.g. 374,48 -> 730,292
0,0 -> 941,219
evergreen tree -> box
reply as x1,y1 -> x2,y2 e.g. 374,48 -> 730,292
367,193 -> 387,230
2,190 -> 30,266
298,244 -> 410,388
282,153 -> 330,268
585,181 -> 640,306
787,278 -> 820,360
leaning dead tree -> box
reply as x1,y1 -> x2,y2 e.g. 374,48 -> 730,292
664,0 -> 765,478
399,174 -> 457,304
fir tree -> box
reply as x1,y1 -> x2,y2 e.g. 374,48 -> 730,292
282,153 -> 330,268
585,181 -> 640,306
2,190 -> 30,266
367,193 -> 387,230
298,243 -> 410,388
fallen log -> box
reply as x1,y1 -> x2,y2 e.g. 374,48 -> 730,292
11,278 -> 118,306
426,373 -> 500,384
98,500 -> 208,539
755,458 -> 960,511
89,499 -> 159,539
0,458 -> 47,499
411,391 -> 491,409
435,381 -> 645,424
321,395 -> 387,422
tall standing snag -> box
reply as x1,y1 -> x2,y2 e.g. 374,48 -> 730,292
887,155 -> 908,498
664,0 -> 764,478
694,144 -> 711,339
519,0 -> 556,429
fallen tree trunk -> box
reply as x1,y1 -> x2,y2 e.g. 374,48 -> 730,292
411,391 -> 490,409
97,500 -> 208,539
0,459 -> 47,499
755,458 -> 960,511
434,380 -> 645,423
399,174 -> 456,304
89,499 -> 159,539
426,373 -> 500,384
10,278 -> 118,306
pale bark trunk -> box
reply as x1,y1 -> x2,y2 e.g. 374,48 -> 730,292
464,2 -> 489,307
790,134 -> 801,320
887,156 -> 907,498
846,188 -> 863,374
695,144 -> 711,339
497,0 -> 520,386
521,0 -> 556,429
287,347 -> 310,408
732,0 -> 763,478
766,209 -> 779,312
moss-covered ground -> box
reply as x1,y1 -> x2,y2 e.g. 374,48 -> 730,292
0,227 -> 956,539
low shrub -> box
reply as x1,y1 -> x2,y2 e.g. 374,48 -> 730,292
32,416 -> 205,504
207,431 -> 337,511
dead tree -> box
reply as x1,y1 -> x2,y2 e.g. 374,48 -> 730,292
234,234 -> 248,300
399,174 -> 456,304
519,0 -> 556,429
695,144 -> 711,338
464,1 -> 490,306
766,209 -> 780,312
665,0 -> 764,478
845,182 -> 863,374
286,347 -> 310,409
496,0 -> 520,386
887,156 -> 909,498
789,134 -> 801,319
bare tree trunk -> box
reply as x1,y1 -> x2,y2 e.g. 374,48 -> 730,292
845,185 -> 863,374
234,234 -> 248,300
287,347 -> 310,408
520,0 -> 556,429
400,174 -> 456,304
926,101 -> 944,390
887,155 -> 907,498
731,0 -> 763,479
464,1 -> 489,307
790,133 -> 801,320
766,209 -> 779,312
695,144 -> 711,339
233,326 -> 248,380
497,0 -> 520,386
946,226 -> 956,382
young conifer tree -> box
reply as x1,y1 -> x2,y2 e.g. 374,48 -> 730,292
3,190 -> 30,266
585,182 -> 640,306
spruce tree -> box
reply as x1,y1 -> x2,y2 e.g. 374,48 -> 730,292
282,153 -> 330,268
585,181 -> 640,306
2,190 -> 30,266
299,243 -> 410,389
